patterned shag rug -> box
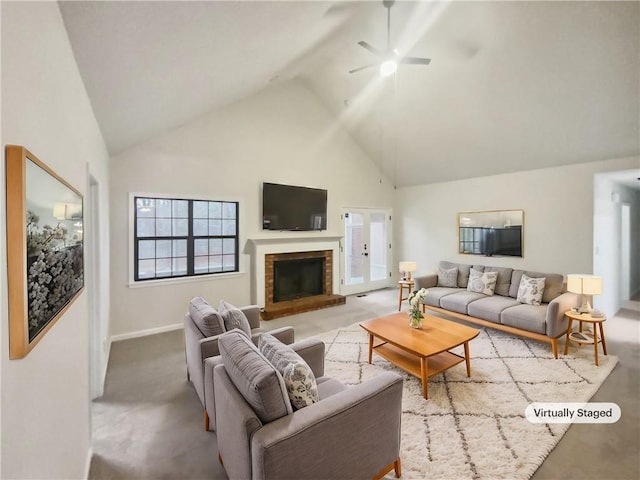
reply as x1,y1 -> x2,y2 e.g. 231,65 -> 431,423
315,322 -> 618,480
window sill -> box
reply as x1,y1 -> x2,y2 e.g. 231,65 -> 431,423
128,271 -> 244,288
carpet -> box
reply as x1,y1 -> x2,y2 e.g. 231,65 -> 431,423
314,321 -> 618,480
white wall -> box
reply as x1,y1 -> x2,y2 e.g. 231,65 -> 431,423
394,157 -> 639,316
109,79 -> 395,337
594,171 -> 640,315
1,2 -> 111,478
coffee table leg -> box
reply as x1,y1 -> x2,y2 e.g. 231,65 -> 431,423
368,333 -> 373,364
464,341 -> 471,377
420,357 -> 428,399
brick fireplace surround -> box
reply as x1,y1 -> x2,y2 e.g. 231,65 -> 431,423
249,236 -> 345,320
263,250 -> 345,319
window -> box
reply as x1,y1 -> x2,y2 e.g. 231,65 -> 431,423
134,196 -> 239,281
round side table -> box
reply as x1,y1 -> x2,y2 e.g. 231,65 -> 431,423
563,310 -> 608,366
398,280 -> 414,311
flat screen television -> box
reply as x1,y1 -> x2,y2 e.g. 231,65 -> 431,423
262,182 -> 327,231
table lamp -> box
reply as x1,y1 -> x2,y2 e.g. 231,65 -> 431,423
567,274 -> 602,314
399,261 -> 417,281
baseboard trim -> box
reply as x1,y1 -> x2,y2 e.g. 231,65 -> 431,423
110,323 -> 183,343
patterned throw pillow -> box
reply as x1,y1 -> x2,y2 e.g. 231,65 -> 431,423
517,274 -> 546,306
218,300 -> 252,338
437,267 -> 458,287
466,268 -> 498,296
259,333 -> 319,410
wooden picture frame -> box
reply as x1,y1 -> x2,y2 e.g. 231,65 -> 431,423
5,145 -> 84,359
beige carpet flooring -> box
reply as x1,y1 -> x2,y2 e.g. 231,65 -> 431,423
89,288 -> 639,479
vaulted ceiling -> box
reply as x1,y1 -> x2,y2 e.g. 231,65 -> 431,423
59,1 -> 639,187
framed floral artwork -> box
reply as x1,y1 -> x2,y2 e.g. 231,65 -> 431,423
5,145 -> 84,359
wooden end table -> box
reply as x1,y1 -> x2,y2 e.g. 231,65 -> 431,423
563,310 -> 608,366
397,280 -> 414,311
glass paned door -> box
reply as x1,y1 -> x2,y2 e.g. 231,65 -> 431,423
341,208 -> 391,295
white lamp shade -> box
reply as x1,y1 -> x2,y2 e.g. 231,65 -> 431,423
399,261 -> 417,273
567,274 -> 602,295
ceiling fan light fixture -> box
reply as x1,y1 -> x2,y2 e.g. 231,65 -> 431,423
380,59 -> 397,77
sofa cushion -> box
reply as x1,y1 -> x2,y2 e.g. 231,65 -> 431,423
218,300 -> 252,337
437,267 -> 458,287
439,261 -> 472,288
189,297 -> 225,337
484,267 -> 514,296
467,268 -> 498,296
517,274 -> 546,306
218,330 -> 292,424
467,296 -> 521,323
423,287 -> 460,307
258,333 -> 319,410
500,304 -> 547,335
440,291 -> 487,315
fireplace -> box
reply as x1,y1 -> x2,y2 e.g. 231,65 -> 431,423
263,250 -> 345,319
274,257 -> 324,302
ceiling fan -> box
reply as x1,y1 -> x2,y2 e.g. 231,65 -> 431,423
349,0 -> 431,75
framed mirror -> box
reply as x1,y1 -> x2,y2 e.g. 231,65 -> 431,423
458,210 -> 524,257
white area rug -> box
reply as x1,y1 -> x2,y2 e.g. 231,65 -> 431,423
315,322 -> 618,480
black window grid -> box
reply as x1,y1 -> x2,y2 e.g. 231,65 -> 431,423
134,196 -> 239,281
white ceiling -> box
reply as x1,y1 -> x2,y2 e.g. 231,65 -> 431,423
59,1 -> 640,188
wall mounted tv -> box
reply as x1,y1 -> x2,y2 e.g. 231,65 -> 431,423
262,182 -> 327,231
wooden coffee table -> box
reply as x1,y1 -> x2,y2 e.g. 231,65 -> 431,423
360,312 -> 480,399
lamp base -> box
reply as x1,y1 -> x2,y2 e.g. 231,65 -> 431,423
577,298 -> 592,314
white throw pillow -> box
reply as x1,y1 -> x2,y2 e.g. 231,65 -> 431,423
437,267 -> 458,288
467,268 -> 498,296
259,333 -> 319,410
517,274 -> 546,306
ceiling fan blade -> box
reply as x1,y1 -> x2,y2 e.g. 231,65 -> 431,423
358,41 -> 384,57
349,63 -> 379,74
400,57 -> 432,65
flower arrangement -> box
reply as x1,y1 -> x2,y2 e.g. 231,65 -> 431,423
407,288 -> 428,328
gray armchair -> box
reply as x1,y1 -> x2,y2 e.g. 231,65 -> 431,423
184,297 -> 294,430
213,330 -> 403,480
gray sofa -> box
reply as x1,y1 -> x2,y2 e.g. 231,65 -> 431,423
414,261 -> 579,358
213,330 -> 403,480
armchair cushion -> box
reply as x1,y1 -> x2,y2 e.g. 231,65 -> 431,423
258,334 -> 319,410
189,296 -> 225,337
219,330 -> 292,424
218,300 -> 252,337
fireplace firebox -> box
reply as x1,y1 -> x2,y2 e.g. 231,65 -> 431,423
263,250 -> 345,319
274,258 -> 324,302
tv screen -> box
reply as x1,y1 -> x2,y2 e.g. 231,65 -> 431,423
459,226 -> 522,257
262,182 -> 327,231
